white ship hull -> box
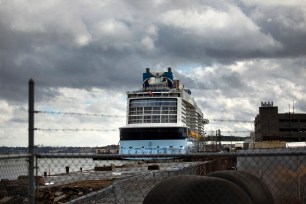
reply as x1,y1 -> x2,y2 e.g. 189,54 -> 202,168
119,139 -> 189,154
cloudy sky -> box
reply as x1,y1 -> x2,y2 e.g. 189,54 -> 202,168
1,0 -> 306,147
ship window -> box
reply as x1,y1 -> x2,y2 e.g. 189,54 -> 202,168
169,115 -> 177,123
128,98 -> 178,124
129,107 -> 137,115
144,107 -> 152,114
169,110 -> 177,114
129,116 -> 142,124
130,98 -> 177,107
153,110 -> 160,114
136,107 -> 143,114
162,107 -> 169,114
152,115 -> 160,123
144,116 -> 151,123
161,115 -> 168,123
120,127 -> 188,140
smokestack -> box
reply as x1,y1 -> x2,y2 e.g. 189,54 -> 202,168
168,67 -> 172,72
146,68 -> 150,73
174,80 -> 179,90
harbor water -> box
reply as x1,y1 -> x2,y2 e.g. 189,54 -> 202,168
0,157 -> 137,180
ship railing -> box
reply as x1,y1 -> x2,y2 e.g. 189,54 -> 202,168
127,87 -> 181,94
127,92 -> 181,99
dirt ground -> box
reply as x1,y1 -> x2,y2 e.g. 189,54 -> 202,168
37,179 -> 114,203
59,179 -> 114,189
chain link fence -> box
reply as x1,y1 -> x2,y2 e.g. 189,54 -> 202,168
1,149 -> 306,203
0,154 -> 29,203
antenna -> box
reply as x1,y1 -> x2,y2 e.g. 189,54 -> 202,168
293,100 -> 295,114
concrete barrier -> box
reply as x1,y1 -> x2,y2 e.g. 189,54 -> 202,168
143,175 -> 253,204
207,170 -> 274,204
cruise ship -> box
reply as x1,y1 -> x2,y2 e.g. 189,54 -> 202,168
119,68 -> 209,155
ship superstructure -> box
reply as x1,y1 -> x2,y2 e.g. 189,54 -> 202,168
119,67 -> 208,154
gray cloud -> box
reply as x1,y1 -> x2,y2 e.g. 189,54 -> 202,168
247,5 -> 306,57
0,1 -> 304,99
1,0 -> 306,145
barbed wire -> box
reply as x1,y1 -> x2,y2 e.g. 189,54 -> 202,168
210,119 -> 253,123
205,130 -> 252,133
35,128 -> 117,132
35,128 -> 251,134
34,110 -> 125,118
34,110 -> 253,123
35,127 -> 251,133
33,110 -> 253,133
221,130 -> 252,133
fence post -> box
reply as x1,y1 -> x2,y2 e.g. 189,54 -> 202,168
297,156 -> 301,203
28,79 -> 35,204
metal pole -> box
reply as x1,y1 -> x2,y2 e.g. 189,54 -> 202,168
297,156 -> 301,203
289,104 -> 291,138
28,79 -> 35,204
